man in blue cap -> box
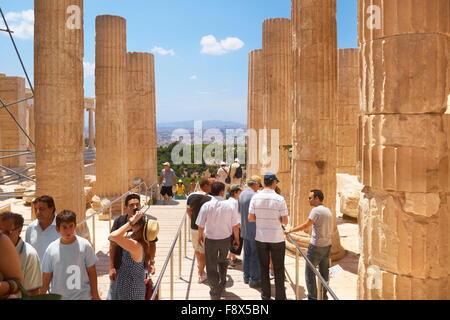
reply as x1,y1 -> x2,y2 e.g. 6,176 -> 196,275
248,173 -> 289,300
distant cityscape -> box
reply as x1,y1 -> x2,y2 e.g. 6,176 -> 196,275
84,120 -> 247,147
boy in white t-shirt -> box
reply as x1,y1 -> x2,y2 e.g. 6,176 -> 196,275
40,210 -> 100,300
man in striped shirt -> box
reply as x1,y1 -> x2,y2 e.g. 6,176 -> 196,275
248,173 -> 289,300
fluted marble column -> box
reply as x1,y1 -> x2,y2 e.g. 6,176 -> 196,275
337,49 -> 360,175
290,0 -> 345,261
34,0 -> 88,238
262,18 -> 293,206
95,15 -> 128,213
126,52 -> 157,187
358,0 -> 450,300
247,49 -> 265,178
88,108 -> 95,149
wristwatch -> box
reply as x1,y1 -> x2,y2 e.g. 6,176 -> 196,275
149,260 -> 155,265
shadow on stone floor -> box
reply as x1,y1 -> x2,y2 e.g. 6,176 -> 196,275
96,250 -> 111,277
335,249 -> 359,275
155,200 -> 180,206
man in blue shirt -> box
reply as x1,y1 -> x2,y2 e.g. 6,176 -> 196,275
25,196 -> 60,261
239,176 -> 262,288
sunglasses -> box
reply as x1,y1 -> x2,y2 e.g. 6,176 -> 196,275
308,196 -> 315,200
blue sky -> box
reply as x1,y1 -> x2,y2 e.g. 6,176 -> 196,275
0,0 -> 357,124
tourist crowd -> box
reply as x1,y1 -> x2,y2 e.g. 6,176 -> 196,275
0,161 -> 333,301
0,193 -> 158,300
186,168 -> 333,301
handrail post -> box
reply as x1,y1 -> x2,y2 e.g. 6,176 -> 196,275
184,214 -> 187,258
170,253 -> 174,300
109,206 -> 112,232
188,216 -> 191,242
92,214 -> 96,252
284,231 -> 339,300
158,282 -> 162,300
179,226 -> 182,279
295,246 -> 300,300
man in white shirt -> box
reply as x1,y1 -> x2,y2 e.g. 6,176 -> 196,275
249,173 -> 289,300
196,182 -> 240,300
0,211 -> 42,297
285,189 -> 333,300
25,196 -> 60,261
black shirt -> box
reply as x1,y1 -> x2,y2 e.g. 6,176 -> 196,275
187,193 -> 212,230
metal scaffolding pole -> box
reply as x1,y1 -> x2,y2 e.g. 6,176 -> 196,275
0,98 -> 36,147
0,96 -> 34,111
0,165 -> 35,182
0,152 -> 34,160
0,7 -> 34,94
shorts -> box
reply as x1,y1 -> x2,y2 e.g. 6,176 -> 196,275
190,229 -> 205,254
161,186 -> 173,197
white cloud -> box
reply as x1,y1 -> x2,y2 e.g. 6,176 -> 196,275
83,61 -> 95,77
151,46 -> 175,56
200,35 -> 244,56
189,75 -> 198,80
220,37 -> 245,51
1,10 -> 34,40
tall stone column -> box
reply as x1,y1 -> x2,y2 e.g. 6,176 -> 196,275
88,108 -> 95,149
337,49 -> 360,176
262,18 -> 293,206
247,49 -> 265,178
95,15 -> 128,212
290,0 -> 345,261
84,97 -> 95,150
126,52 -> 157,187
34,0 -> 88,238
0,76 -> 27,167
358,0 -> 450,300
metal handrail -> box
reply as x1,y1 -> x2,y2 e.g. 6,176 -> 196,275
285,231 -> 339,300
150,211 -> 188,300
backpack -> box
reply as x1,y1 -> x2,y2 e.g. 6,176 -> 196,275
234,166 -> 243,179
